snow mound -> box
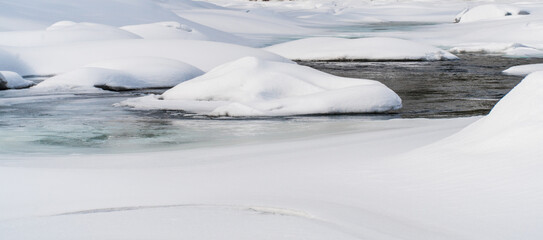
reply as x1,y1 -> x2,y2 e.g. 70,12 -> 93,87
264,37 -> 458,61
450,43 -> 543,57
35,57 -> 204,91
0,39 -> 291,76
443,71 -> 543,152
454,4 -> 530,23
0,71 -> 34,90
0,21 -> 141,47
120,57 -> 402,116
503,63 -> 543,76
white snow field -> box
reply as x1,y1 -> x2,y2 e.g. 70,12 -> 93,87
265,37 -> 458,61
1,0 -> 543,239
121,57 -> 402,116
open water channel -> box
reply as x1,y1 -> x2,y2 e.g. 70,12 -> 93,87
1,53 -> 540,155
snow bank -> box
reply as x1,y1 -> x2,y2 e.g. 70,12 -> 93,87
503,63 -> 543,76
0,40 -> 291,76
120,57 -> 401,116
120,21 -> 246,44
35,57 -> 204,91
0,21 -> 141,47
439,71 -> 543,153
0,0 -> 246,45
0,71 -> 34,90
264,37 -> 458,61
454,4 -> 530,23
450,43 -> 543,57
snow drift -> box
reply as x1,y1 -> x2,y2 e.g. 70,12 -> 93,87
0,21 -> 141,47
35,57 -> 204,91
120,57 -> 402,116
0,40 -> 291,76
264,37 -> 458,61
454,4 -> 530,23
503,63 -> 543,76
442,71 -> 543,152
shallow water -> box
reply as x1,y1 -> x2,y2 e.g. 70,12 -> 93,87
0,54 -> 541,155
300,53 -> 543,118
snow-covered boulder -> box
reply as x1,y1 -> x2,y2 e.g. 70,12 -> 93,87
120,57 -> 402,116
0,39 -> 291,76
503,63 -> 543,76
0,71 -> 34,90
454,4 -> 530,23
0,21 -> 141,47
264,37 -> 458,61
35,57 -> 204,91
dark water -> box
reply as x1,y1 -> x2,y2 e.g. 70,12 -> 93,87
299,53 -> 543,118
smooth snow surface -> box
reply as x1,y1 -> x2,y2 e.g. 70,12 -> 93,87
0,21 -> 141,47
265,37 -> 458,61
35,57 -> 204,91
0,71 -> 34,90
454,4 -> 530,23
503,63 -> 543,76
0,40 -> 290,76
121,57 -> 402,116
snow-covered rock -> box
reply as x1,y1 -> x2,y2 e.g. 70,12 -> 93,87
264,37 -> 458,61
0,21 -> 141,47
454,4 -> 530,23
0,39 -> 291,76
35,57 -> 204,91
503,63 -> 543,76
120,57 -> 402,116
0,71 -> 34,90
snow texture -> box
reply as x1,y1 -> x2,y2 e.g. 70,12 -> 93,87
35,57 -> 204,91
265,37 -> 458,61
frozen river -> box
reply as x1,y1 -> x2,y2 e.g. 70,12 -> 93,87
1,54 -> 538,155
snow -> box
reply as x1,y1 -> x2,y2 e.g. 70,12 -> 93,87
0,71 -> 34,90
0,40 -> 291,76
34,57 -> 204,91
503,63 -> 543,76
2,0 -> 543,239
264,37 -> 458,61
120,57 -> 402,116
0,21 -> 141,47
441,71 -> 543,152
454,4 -> 530,23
